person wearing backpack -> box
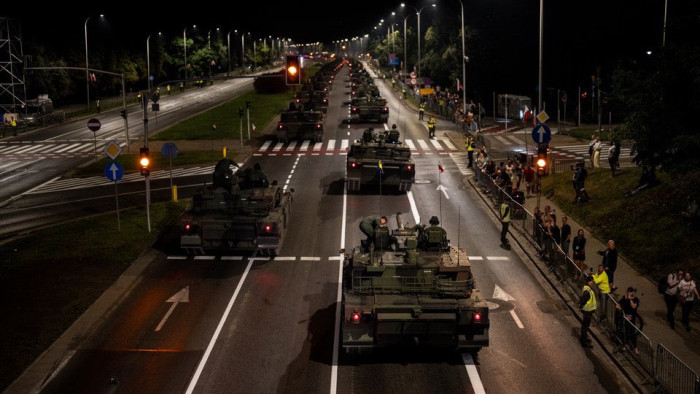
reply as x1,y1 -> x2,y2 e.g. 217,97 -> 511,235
663,269 -> 684,329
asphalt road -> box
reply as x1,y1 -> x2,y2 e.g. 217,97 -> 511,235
9,61 -> 631,394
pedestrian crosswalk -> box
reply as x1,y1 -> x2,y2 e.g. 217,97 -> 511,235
24,165 -> 216,194
0,137 -> 460,160
0,141 -> 102,159
253,137 -> 459,156
551,144 -> 634,167
166,254 -> 511,261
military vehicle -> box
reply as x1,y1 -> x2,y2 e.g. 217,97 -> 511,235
276,108 -> 325,143
346,127 -> 414,191
341,213 -> 490,354
179,159 -> 293,256
349,96 -> 388,124
294,90 -> 328,113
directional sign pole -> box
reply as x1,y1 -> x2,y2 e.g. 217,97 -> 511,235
114,181 -> 121,231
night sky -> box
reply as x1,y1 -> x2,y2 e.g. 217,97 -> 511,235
3,0 -> 679,98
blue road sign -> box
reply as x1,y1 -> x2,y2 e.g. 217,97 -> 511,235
531,124 -> 551,144
161,142 -> 179,159
105,162 -> 124,182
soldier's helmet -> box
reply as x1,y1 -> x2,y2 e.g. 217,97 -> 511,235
392,124 -> 397,129
429,216 -> 440,225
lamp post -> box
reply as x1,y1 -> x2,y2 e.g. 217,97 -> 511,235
146,33 -> 161,94
401,3 -> 436,84
183,27 -> 188,84
459,0 -> 467,117
662,0 -> 668,47
538,0 -> 543,113
84,14 -> 104,110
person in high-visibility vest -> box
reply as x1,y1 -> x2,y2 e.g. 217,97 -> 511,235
466,136 -> 475,168
500,201 -> 511,247
419,101 -> 426,120
428,115 -> 436,138
578,276 -> 597,348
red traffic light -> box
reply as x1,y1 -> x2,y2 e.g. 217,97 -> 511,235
139,147 -> 150,176
286,56 -> 301,85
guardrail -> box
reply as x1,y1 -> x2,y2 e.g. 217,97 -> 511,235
472,163 -> 700,393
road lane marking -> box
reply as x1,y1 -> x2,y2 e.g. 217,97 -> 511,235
185,258 -> 255,394
510,310 -> 525,329
300,256 -> 320,261
273,256 -> 296,261
462,353 -> 486,394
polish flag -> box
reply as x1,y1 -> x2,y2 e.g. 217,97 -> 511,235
438,163 -> 444,173
523,105 -> 532,123
456,78 -> 463,92
252,123 -> 256,132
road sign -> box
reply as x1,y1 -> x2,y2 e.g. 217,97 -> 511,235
536,110 -> 549,124
105,161 -> 124,182
161,142 -> 179,159
87,118 -> 101,132
532,124 -> 551,144
103,140 -> 123,160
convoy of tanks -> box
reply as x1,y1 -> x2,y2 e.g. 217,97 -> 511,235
173,55 -> 487,354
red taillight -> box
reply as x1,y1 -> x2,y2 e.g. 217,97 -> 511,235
316,124 -> 322,129
185,224 -> 191,231
383,106 -> 389,113
351,162 -> 357,168
474,312 -> 482,322
265,224 -> 272,232
351,311 -> 361,324
405,164 -> 412,171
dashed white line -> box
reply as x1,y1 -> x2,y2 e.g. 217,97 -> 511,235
510,310 -> 525,329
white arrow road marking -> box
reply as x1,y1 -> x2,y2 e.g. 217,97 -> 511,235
436,184 -> 450,199
155,286 -> 190,332
492,284 -> 516,301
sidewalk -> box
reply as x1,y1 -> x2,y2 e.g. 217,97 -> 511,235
442,129 -> 700,385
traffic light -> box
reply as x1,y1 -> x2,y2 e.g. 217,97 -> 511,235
286,55 -> 301,85
139,147 -> 150,176
536,144 -> 548,176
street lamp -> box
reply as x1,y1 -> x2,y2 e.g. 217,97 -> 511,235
401,3 -> 436,84
146,32 -> 161,94
538,0 -> 543,113
227,29 -> 238,75
458,0 -> 467,118
84,14 -> 104,110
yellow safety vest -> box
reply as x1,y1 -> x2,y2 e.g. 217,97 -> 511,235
467,138 -> 474,151
593,271 -> 610,294
11,119 -> 17,127
500,203 -> 511,223
582,285 -> 597,311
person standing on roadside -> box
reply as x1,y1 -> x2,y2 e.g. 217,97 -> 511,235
608,140 -> 617,177
592,136 -> 602,168
572,229 -> 587,274
466,135 -> 475,168
419,100 -> 426,120
616,287 -> 641,354
592,264 -> 611,321
664,269 -> 684,329
579,276 -> 597,348
588,134 -> 596,168
500,201 -> 511,248
561,216 -> 572,257
524,162 -> 535,198
678,272 -> 700,332
598,240 -> 618,291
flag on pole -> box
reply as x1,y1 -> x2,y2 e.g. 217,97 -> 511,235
456,78 -> 463,92
377,160 -> 383,174
523,105 -> 532,124
251,123 -> 256,132
438,162 -> 444,173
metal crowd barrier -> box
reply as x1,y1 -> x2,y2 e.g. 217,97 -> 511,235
655,344 -> 700,394
472,163 -> 700,393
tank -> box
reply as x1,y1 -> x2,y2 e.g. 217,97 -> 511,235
346,127 -> 415,192
179,160 -> 293,256
341,213 -> 490,354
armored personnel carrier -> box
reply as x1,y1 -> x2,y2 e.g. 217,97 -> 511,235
179,159 -> 293,256
346,127 -> 414,192
341,213 -> 490,354
276,107 -> 325,143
